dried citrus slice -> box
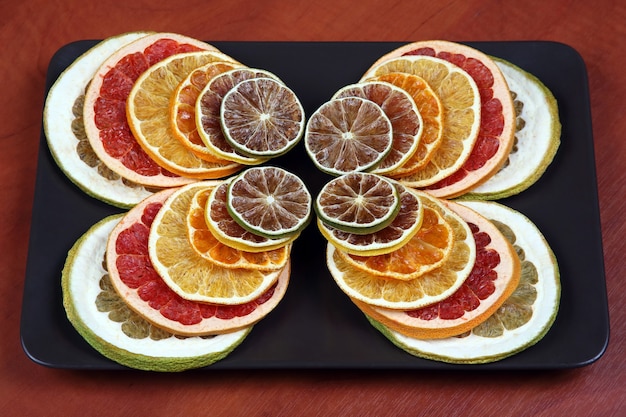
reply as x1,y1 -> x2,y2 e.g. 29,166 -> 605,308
62,214 -> 250,371
366,200 -> 558,364
337,191 -> 454,280
148,182 -> 282,304
332,81 -> 423,174
169,60 -> 246,162
106,187 -> 291,336
226,166 -> 312,239
367,41 -> 517,198
304,97 -> 394,175
187,187 -> 291,271
368,72 -> 444,177
196,68 -> 281,165
318,182 -> 423,256
315,172 -> 400,234
84,32 -> 217,187
126,50 -> 244,179
44,31 -> 156,208
363,54 -> 481,192
327,193 -> 476,310
220,77 -> 305,158
463,58 -> 561,200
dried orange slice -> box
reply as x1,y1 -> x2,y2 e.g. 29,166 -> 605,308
226,166 -> 312,239
220,78 -> 305,158
315,172 -> 400,234
337,191 -> 454,280
304,97 -> 393,175
126,50 -> 244,179
318,182 -> 423,256
326,192 -> 476,310
147,182 -> 282,305
169,60 -> 246,162
332,81 -> 423,175
187,186 -> 291,271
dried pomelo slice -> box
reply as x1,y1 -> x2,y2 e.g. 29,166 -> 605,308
169,60 -> 246,162
62,214 -> 250,371
366,200 -> 559,364
227,166 -> 312,239
327,193 -> 476,310
187,187 -> 291,271
220,78 -> 305,158
337,191 -> 454,280
83,32 -> 217,187
126,50 -> 244,179
318,182 -> 423,256
205,181 -> 296,253
304,97 -> 394,175
196,68 -> 281,165
463,58 -> 561,200
332,81 -> 423,174
368,41 -> 517,198
148,182 -> 282,304
44,31 -> 156,208
363,55 -> 481,192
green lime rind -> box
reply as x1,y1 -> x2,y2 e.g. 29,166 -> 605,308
460,58 -> 561,201
362,200 -> 560,364
44,32 -> 156,209
62,214 -> 251,372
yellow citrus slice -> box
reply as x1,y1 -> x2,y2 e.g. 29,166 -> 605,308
126,50 -> 244,179
147,182 -> 282,304
337,191 -> 454,280
362,54 -> 481,190
326,192 -> 476,310
83,32 -> 217,188
367,72 -> 444,177
196,68 -> 281,165
220,77 -> 305,158
332,81 -> 423,175
304,97 -> 394,175
187,186 -> 291,271
365,200 -> 558,364
226,166 -> 312,239
315,172 -> 400,234
205,180 -> 297,253
169,60 -> 246,162
318,182 -> 423,256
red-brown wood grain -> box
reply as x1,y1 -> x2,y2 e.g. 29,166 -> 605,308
1,0 -> 624,415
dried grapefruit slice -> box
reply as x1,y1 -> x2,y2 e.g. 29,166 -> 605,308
363,55 -> 481,192
464,58 -> 561,200
83,32 -> 217,187
44,31 -> 156,208
187,187 -> 291,271
126,50 -> 244,179
304,97 -> 394,175
332,81 -> 423,174
147,182 -> 282,304
62,214 -> 250,371
366,200 -> 559,364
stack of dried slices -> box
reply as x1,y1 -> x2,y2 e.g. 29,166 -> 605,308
306,40 -> 561,364
47,32 -> 311,371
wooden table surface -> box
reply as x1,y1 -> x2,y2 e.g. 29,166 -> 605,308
1,0 -> 624,415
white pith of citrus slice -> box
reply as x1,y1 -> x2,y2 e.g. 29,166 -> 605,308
61,214 -> 250,371
463,58 -> 561,200
367,200 -> 560,364
44,31 -> 156,208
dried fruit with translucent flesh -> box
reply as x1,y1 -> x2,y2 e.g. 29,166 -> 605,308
84,33 -> 217,187
316,172 -> 400,235
332,81 -> 423,174
305,97 -> 393,175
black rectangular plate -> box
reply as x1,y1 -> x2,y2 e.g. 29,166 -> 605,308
21,40 -> 609,370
